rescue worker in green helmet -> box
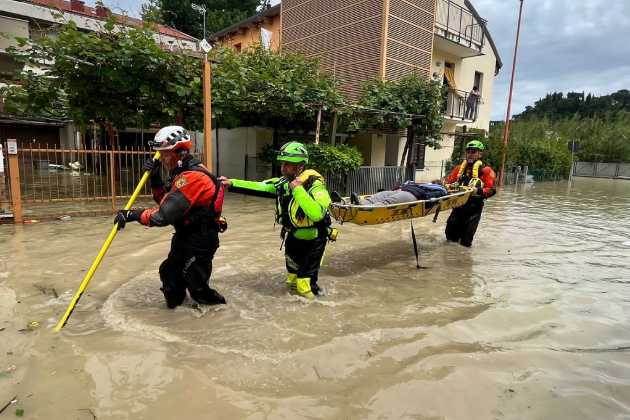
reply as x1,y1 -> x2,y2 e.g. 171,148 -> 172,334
442,140 -> 496,247
219,141 -> 333,299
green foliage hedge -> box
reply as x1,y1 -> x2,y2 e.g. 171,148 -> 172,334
260,143 -> 363,173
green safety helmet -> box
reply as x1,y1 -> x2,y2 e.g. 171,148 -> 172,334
466,140 -> 485,151
277,141 -> 309,164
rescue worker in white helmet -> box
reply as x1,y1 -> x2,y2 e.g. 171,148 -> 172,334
219,141 -> 334,300
114,125 -> 227,308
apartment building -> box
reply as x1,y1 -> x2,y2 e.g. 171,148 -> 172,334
211,0 -> 502,181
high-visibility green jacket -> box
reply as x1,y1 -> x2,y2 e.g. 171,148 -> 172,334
230,170 -> 332,240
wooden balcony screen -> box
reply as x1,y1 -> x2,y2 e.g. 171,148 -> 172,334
282,0 -> 385,100
385,0 -> 435,81
282,0 -> 436,99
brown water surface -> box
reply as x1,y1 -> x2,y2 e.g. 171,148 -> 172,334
1,178 -> 629,419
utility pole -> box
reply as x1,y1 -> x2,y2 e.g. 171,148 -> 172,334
569,139 -> 576,182
193,3 -> 214,171
203,54 -> 213,171
499,0 -> 525,187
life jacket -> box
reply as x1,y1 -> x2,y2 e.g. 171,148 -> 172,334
168,157 -> 224,232
274,170 -> 331,238
456,159 -> 485,189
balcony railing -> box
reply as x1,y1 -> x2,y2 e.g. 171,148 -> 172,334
435,0 -> 485,52
443,88 -> 479,122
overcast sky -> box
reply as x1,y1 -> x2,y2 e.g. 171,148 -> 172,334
87,0 -> 630,120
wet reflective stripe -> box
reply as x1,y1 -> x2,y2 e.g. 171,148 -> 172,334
457,159 -> 483,180
296,277 -> 314,298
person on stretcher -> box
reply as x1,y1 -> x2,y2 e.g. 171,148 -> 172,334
331,181 -> 448,206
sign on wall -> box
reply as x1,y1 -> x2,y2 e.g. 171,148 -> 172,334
7,139 -> 17,155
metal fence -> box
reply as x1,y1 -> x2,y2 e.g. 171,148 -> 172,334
443,89 -> 478,122
1,144 -> 161,220
17,146 -> 155,203
573,162 -> 630,179
325,166 -> 414,196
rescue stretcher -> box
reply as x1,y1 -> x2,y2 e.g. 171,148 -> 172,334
329,187 -> 474,225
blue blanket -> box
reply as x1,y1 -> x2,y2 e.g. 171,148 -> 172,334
399,182 -> 448,200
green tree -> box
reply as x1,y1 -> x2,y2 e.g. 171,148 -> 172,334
259,143 -> 363,173
306,143 -> 363,173
2,30 -> 345,156
140,0 -> 162,23
142,0 -> 267,39
351,74 -> 444,168
2,18 -> 203,137
516,89 -> 630,120
211,45 -> 344,152
486,120 -> 573,179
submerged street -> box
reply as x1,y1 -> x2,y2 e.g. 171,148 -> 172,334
1,178 -> 629,419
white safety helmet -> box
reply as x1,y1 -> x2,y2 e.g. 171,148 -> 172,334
150,125 -> 192,151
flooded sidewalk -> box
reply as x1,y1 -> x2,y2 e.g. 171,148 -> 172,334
1,178 -> 629,419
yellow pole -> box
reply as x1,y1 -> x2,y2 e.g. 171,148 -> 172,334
54,151 -> 161,332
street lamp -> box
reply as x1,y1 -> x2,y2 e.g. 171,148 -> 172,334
499,0 -> 525,187
191,3 -> 214,171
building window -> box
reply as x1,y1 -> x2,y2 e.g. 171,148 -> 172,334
444,62 -> 457,90
474,71 -> 483,94
234,43 -> 242,53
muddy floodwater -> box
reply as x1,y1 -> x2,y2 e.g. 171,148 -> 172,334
1,178 -> 629,419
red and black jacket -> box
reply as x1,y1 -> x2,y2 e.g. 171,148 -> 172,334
139,156 -> 224,231
446,160 -> 497,199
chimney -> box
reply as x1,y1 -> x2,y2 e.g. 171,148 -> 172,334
95,3 -> 110,18
70,0 -> 85,12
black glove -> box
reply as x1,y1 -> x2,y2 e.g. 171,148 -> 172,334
217,216 -> 228,233
143,157 -> 160,174
114,209 -> 143,230
143,158 -> 163,187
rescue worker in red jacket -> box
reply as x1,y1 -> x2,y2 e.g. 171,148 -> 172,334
114,125 -> 227,308
443,140 -> 496,247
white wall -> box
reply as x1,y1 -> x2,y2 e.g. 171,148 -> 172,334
416,121 -> 458,182
193,127 -> 273,179
370,134 -> 386,166
0,15 -> 28,51
213,127 -> 252,179
456,42 -> 497,131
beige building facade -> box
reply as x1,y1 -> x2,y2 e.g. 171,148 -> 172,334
211,5 -> 282,53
